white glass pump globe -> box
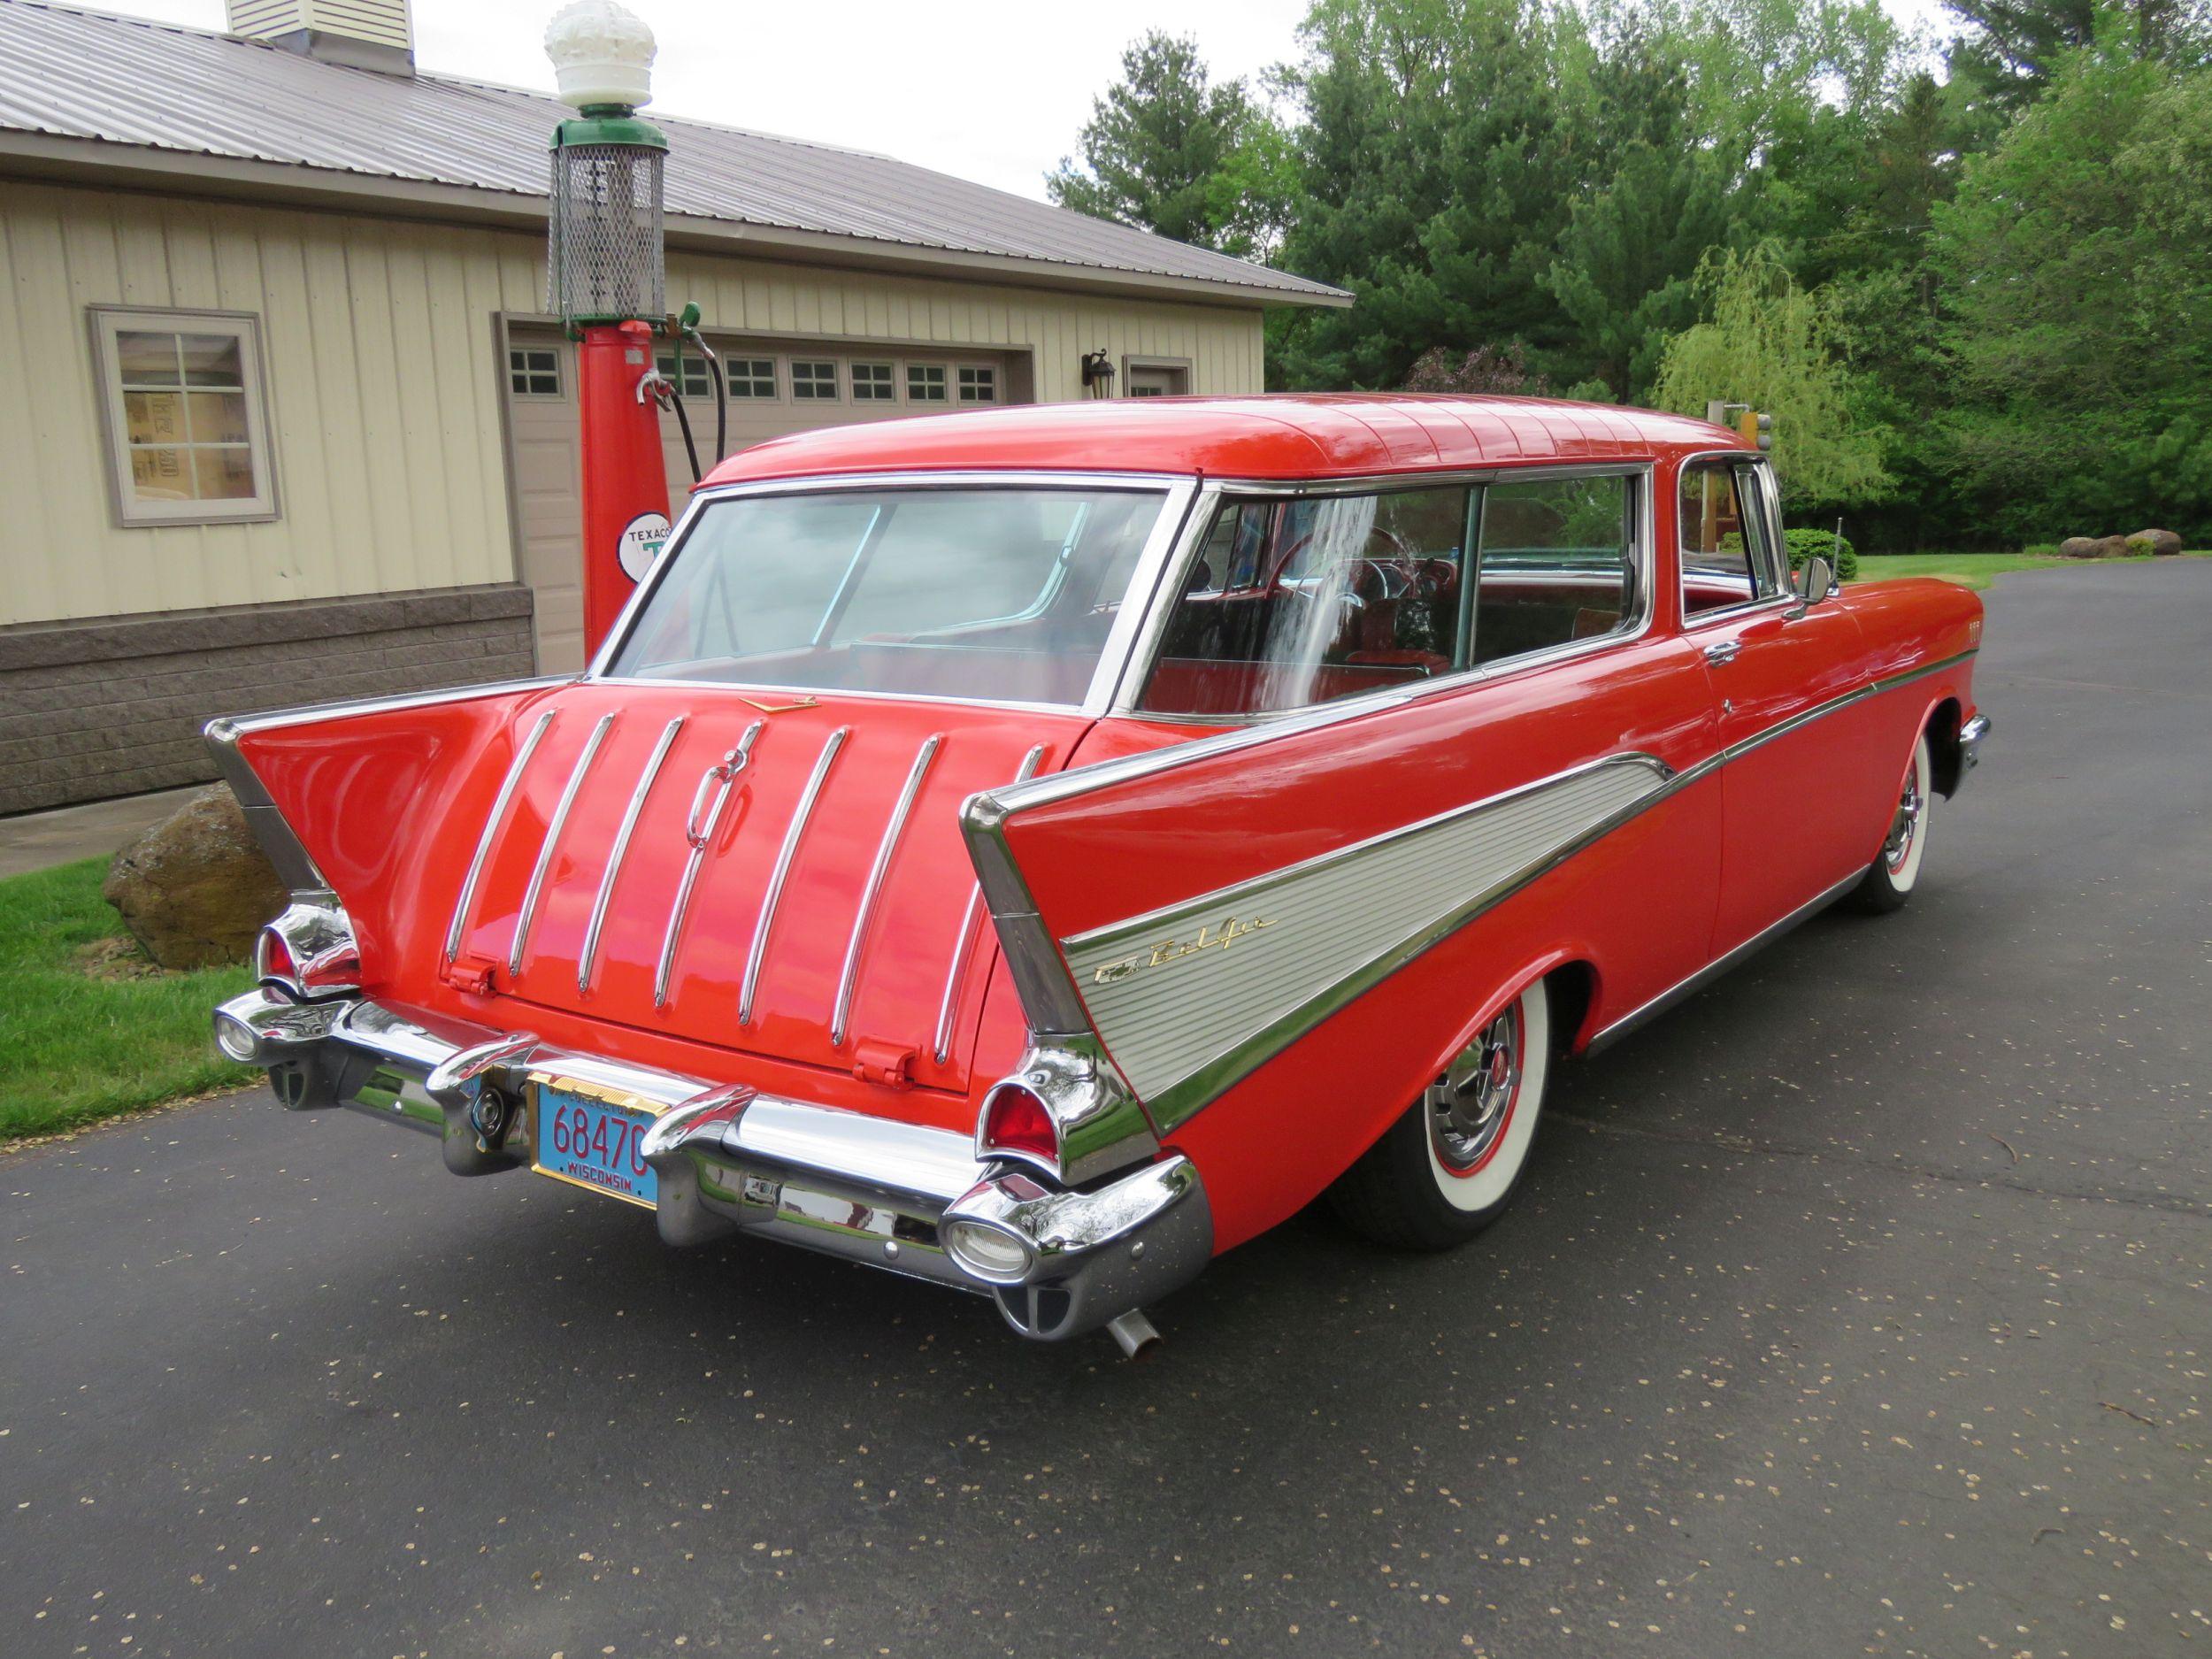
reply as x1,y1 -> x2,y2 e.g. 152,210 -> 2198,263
543,0 -> 657,112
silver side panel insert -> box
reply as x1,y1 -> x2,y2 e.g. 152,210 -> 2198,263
1062,754 -> 1674,1128
655,720 -> 765,1010
832,733 -> 943,1047
740,726 -> 850,1026
443,709 -> 558,964
510,711 -> 616,978
579,716 -> 686,995
933,743 -> 1048,1065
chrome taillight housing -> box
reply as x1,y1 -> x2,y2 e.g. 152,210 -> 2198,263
974,1038 -> 1158,1187
256,898 -> 361,1000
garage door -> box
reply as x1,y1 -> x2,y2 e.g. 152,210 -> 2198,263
503,326 -> 1025,673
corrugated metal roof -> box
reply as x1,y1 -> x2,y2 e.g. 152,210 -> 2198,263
0,0 -> 1347,304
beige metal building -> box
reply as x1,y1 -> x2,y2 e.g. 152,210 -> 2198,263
0,0 -> 1346,814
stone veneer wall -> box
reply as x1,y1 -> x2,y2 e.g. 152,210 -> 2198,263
0,585 -> 536,816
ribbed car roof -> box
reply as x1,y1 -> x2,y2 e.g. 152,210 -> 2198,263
0,0 -> 1347,303
703,394 -> 1744,485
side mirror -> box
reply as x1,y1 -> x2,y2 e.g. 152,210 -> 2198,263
1795,554 -> 1834,606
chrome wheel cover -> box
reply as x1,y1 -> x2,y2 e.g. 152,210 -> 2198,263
1884,761 -> 1924,874
1428,1003 -> 1522,1173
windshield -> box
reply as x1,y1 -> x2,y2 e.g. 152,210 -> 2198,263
605,486 -> 1169,705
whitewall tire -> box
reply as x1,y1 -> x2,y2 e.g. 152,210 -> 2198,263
1852,733 -> 1933,914
1330,977 -> 1552,1249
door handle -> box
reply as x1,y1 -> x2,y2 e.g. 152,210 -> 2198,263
1702,640 -> 1740,667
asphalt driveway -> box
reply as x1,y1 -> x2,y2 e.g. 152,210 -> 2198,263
4,558 -> 2208,1658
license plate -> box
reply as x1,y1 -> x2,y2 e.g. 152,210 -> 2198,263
535,1082 -> 658,1208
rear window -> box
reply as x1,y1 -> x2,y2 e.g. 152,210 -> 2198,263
605,486 -> 1167,706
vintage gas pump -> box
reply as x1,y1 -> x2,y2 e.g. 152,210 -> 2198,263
544,0 -> 672,657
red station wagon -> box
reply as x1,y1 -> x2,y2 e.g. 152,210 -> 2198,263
211,396 -> 1990,1355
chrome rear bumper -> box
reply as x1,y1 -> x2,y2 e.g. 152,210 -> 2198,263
212,988 -> 1210,1343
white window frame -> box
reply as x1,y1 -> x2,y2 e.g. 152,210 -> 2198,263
957,364 -> 998,404
906,363 -> 949,403
90,306 -> 278,527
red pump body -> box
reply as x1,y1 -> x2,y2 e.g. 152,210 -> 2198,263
576,319 -> 672,657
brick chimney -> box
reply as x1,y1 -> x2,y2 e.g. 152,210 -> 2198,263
227,0 -> 414,74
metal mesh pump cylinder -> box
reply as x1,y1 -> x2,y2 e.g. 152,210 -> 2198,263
547,143 -> 667,325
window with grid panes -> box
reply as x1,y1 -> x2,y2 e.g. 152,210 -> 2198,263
726,357 -> 777,398
791,360 -> 838,401
95,309 -> 275,526
957,365 -> 997,403
509,346 -> 562,396
906,364 -> 948,402
852,362 -> 895,402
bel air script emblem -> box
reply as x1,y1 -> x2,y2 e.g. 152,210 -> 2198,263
1093,914 -> 1277,986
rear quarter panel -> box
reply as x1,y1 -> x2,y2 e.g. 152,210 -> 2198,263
1001,638 -> 1724,1253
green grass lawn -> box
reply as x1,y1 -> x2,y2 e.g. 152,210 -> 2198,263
1853,549 -> 2210,590
0,856 -> 256,1142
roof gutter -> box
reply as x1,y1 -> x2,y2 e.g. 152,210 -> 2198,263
0,130 -> 1356,311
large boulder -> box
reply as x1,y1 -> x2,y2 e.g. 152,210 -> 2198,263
2132,527 -> 2184,557
2090,534 -> 2133,559
2057,536 -> 2101,558
103,786 -> 286,970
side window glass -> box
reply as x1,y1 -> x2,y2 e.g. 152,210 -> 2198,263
1470,474 -> 1635,666
1678,460 -> 1775,615
1141,487 -> 1471,718
1732,462 -> 1786,598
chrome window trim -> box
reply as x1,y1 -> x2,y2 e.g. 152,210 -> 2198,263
588,470 -> 1198,722
1674,448 -> 1788,627
1109,465 -> 1656,721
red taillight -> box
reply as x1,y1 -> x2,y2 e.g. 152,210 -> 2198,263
255,926 -> 296,983
979,1083 -> 1058,1167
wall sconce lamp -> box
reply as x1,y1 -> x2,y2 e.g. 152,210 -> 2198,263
1080,348 -> 1116,397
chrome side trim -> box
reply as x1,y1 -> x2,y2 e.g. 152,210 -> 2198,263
831,733 -> 943,1047
443,709 -> 558,964
740,726 -> 850,1025
933,743 -> 1047,1065
1586,865 -> 1866,1052
1018,648 -> 1979,1127
654,720 -> 765,1010
510,711 -> 616,978
1671,649 -> 1980,792
1064,754 -> 1676,1127
579,716 -> 686,995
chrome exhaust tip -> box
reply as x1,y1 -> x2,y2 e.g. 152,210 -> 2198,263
1105,1309 -> 1161,1360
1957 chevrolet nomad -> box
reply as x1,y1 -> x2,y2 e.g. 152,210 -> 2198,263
211,395 -> 1988,1354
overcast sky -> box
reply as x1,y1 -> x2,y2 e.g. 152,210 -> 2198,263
100,0 -> 1955,202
